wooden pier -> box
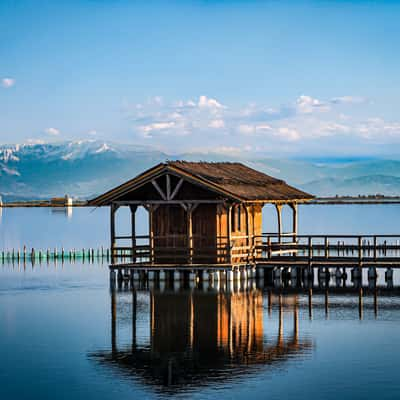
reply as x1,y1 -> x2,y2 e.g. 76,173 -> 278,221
109,232 -> 400,269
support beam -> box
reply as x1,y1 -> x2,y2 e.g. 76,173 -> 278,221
166,174 -> 171,200
110,203 -> 119,264
151,179 -> 167,200
275,204 -> 283,244
289,202 -> 298,242
114,199 -> 225,206
170,178 -> 184,200
129,205 -> 137,263
227,204 -> 233,264
180,203 -> 199,264
244,205 -> 251,262
144,204 -> 155,264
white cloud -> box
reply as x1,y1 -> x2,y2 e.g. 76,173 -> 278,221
256,124 -> 272,132
198,95 -> 226,109
123,93 -> 400,152
331,96 -> 368,105
296,95 -> 329,114
88,130 -> 97,136
320,122 -> 351,134
275,127 -> 301,141
208,119 -> 225,129
237,123 -> 273,137
238,124 -> 255,135
45,127 -> 60,136
356,117 -> 400,139
187,145 -> 252,156
149,96 -> 163,105
139,121 -> 176,138
174,99 -> 196,108
1,78 -> 15,88
167,112 -> 183,121
140,121 -> 175,132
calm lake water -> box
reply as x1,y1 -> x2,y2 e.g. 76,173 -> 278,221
1,204 -> 400,399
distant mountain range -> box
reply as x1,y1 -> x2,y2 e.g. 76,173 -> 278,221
1,140 -> 400,200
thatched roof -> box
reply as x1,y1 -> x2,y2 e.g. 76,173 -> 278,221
90,161 -> 313,205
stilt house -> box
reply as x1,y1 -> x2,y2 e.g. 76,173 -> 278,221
90,161 -> 313,266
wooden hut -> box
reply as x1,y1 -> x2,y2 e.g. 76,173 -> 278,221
90,161 -> 313,266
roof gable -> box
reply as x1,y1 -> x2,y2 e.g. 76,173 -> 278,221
89,161 -> 313,206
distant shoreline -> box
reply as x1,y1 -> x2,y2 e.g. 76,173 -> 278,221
1,196 -> 400,207
0,200 -> 90,208
310,196 -> 400,204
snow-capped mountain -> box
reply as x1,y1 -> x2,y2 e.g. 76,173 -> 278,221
0,140 -> 400,200
0,140 -> 168,200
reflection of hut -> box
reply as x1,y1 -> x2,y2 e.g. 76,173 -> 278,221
90,289 -> 312,392
89,161 -> 312,265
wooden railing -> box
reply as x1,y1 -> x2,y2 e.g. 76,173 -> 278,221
112,233 -> 400,265
112,234 -> 232,264
256,234 -> 400,262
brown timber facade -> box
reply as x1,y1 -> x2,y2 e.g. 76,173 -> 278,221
89,161 -> 313,267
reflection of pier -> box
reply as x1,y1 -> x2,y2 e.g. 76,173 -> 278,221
91,287 -> 312,392
110,261 -> 396,295
109,263 -> 400,322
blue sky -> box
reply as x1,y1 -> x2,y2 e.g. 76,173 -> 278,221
1,0 -> 400,156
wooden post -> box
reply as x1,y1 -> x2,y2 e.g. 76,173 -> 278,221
308,236 -> 313,275
373,236 -> 377,261
325,236 -> 329,259
227,204 -> 232,264
130,205 -> 137,263
244,205 -> 251,262
267,236 -> 272,259
148,204 -> 155,264
358,236 -> 362,268
110,203 -> 119,264
289,203 -> 298,242
275,204 -> 283,244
